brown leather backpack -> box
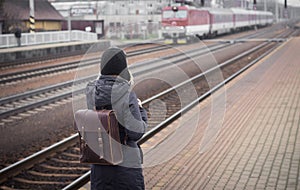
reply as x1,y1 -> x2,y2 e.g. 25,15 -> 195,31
74,109 -> 123,165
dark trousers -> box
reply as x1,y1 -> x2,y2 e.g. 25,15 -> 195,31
16,38 -> 21,47
90,164 -> 145,190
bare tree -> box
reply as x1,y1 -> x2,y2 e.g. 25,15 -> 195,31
0,0 -> 24,34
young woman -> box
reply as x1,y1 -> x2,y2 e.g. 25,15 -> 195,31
86,47 -> 148,190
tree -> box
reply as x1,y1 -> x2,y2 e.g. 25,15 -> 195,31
0,0 -> 24,34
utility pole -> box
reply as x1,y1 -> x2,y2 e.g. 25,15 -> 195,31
96,0 -> 99,20
284,0 -> 288,19
264,0 -> 267,11
29,0 -> 35,33
284,0 -> 287,8
68,7 -> 72,41
275,0 -> 279,22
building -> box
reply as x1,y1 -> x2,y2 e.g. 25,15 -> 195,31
49,0 -> 300,39
0,0 -> 64,34
50,0 -> 169,39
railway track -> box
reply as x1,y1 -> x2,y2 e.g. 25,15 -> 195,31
0,26 -> 297,189
0,26 -> 286,122
0,25 -> 283,85
0,47 -> 91,69
0,42 -> 228,120
0,42 -> 166,69
0,44 -> 171,84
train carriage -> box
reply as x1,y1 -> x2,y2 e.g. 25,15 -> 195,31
231,8 -> 254,29
207,8 -> 234,36
256,11 -> 274,26
231,8 -> 273,30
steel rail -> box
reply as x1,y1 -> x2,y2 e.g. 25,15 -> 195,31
0,58 -> 97,84
0,27 -> 272,96
126,44 -> 171,57
0,42 -> 228,120
0,134 -> 78,184
0,28 -> 289,120
0,42 -> 163,69
0,45 -> 169,84
0,27 -> 273,84
137,41 -> 276,144
0,36 -> 282,188
0,49 -> 89,69
0,44 -> 171,105
0,27 -> 289,120
0,27 -> 290,187
0,25 -> 292,189
0,75 -> 94,105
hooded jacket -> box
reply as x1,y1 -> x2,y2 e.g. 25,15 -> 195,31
86,75 -> 147,189
86,75 -> 147,168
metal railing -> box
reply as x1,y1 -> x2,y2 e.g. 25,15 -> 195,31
0,30 -> 98,48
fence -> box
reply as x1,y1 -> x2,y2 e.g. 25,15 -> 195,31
0,30 -> 98,48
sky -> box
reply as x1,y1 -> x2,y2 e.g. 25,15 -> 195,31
247,0 -> 300,7
286,0 -> 300,7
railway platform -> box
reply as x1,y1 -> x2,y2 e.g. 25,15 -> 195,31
141,37 -> 300,189
0,40 -> 110,64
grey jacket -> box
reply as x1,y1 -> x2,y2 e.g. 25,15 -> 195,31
86,75 -> 148,168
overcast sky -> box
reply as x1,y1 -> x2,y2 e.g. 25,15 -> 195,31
275,0 -> 300,7
288,0 -> 300,7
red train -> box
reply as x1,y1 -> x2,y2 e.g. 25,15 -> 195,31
161,3 -> 273,43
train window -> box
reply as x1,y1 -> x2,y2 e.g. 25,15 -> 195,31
163,11 -> 173,18
162,10 -> 187,19
176,10 -> 187,18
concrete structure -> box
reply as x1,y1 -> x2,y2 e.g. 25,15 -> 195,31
0,40 -> 110,64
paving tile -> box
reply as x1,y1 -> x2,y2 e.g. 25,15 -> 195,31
143,37 -> 300,189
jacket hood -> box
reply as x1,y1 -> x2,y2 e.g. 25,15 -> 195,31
95,75 -> 131,108
100,47 -> 131,81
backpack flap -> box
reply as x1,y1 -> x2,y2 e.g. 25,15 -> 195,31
75,110 -> 105,163
74,109 -> 123,165
97,110 -> 123,165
